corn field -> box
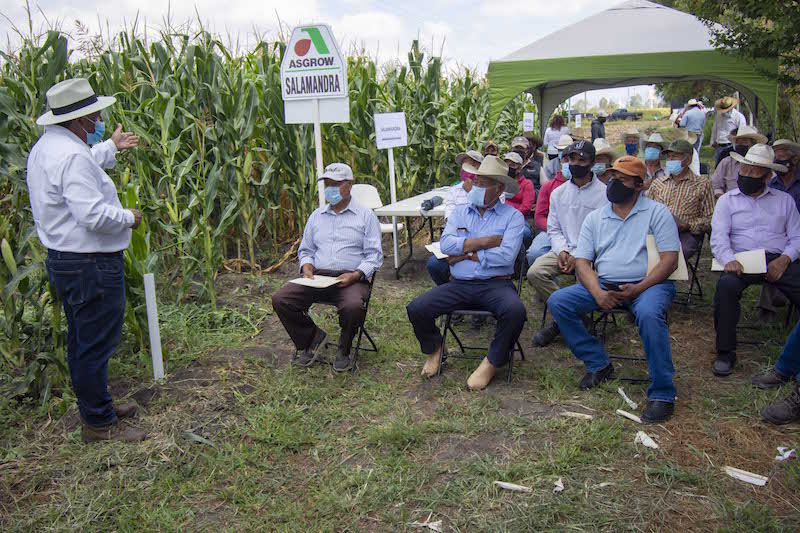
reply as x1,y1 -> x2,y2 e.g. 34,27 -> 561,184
0,23 -> 532,403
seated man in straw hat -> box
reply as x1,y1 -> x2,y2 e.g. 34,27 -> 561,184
647,140 -> 715,259
591,138 -> 617,184
711,96 -> 747,166
548,156 -> 680,423
426,150 -> 483,286
622,128 -> 641,157
27,78 -> 145,443
528,141 -> 607,347
407,156 -> 527,391
710,144 -> 800,377
272,163 -> 383,373
710,125 -> 768,199
641,133 -> 668,189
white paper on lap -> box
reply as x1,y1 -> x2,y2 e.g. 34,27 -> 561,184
646,234 -> 689,281
711,249 -> 767,274
289,275 -> 342,289
425,242 -> 449,259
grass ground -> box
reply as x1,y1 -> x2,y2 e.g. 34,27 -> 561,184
1,243 -> 799,531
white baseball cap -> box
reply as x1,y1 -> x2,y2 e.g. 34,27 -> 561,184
319,162 -> 354,182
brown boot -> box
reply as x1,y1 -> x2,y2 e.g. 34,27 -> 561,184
113,402 -> 138,419
421,345 -> 442,378
82,421 -> 147,443
467,357 -> 497,391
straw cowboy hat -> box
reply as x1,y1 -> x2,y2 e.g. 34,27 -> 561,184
659,127 -> 698,145
37,78 -> 116,126
474,155 -> 520,195
593,138 -> 618,159
641,132 -> 668,151
455,150 -> 484,171
730,144 -> 788,173
714,96 -> 739,113
621,128 -> 641,144
571,127 -> 590,141
555,134 -> 574,151
687,98 -> 700,107
727,124 -> 768,145
773,139 -> 800,155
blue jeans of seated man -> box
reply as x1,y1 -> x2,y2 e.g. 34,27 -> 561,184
426,256 -> 451,286
46,250 -> 126,427
526,231 -> 551,265
548,280 -> 677,402
775,319 -> 800,379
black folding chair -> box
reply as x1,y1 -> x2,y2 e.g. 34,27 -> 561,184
318,272 -> 378,373
437,248 -> 528,383
674,234 -> 705,306
539,274 -> 576,329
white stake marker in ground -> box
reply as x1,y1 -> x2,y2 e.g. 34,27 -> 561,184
143,273 -> 164,380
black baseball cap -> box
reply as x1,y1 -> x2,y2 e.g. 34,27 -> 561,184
563,140 -> 596,160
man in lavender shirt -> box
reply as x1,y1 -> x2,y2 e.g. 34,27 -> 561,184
710,144 -> 800,376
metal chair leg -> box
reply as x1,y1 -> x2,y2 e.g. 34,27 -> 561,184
438,313 -> 451,378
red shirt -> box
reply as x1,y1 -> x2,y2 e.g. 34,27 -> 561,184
534,171 -> 567,232
505,175 -> 536,217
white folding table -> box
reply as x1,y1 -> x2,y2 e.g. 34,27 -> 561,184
374,187 -> 449,278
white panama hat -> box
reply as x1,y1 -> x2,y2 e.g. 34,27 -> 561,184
37,78 -> 116,126
730,144 -> 788,173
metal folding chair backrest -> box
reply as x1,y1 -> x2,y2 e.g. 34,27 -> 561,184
511,245 -> 528,296
350,184 -> 384,210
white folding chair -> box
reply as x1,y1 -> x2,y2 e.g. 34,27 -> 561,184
350,184 -> 404,234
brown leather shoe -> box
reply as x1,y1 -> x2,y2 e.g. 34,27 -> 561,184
82,421 -> 147,443
113,402 -> 138,419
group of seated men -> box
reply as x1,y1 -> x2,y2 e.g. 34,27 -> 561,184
270,126 -> 800,428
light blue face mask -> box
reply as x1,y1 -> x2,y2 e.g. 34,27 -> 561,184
468,185 -> 487,208
591,163 -> 606,175
665,160 -> 685,175
324,184 -> 343,205
84,119 -> 105,145
561,162 -> 572,179
558,150 -> 563,159
644,147 -> 661,161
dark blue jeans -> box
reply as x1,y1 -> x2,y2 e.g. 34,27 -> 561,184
406,279 -> 527,367
426,256 -> 451,286
46,250 -> 125,427
776,319 -> 800,380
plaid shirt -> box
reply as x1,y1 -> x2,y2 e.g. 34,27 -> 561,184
646,170 -> 715,235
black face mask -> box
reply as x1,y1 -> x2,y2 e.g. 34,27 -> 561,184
737,174 -> 765,195
508,167 -> 519,178
775,159 -> 792,175
734,144 -> 750,157
513,150 -> 527,161
606,178 -> 637,203
569,163 -> 591,179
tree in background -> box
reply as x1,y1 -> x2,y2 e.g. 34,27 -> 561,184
654,80 -> 732,109
628,93 -> 644,109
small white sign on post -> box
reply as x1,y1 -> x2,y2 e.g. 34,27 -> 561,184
523,112 -> 535,132
575,114 -> 582,128
374,112 -> 409,271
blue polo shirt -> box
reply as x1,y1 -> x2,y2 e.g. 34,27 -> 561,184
574,195 -> 680,283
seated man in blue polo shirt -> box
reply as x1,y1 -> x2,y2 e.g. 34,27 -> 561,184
548,156 -> 680,423
407,156 -> 527,391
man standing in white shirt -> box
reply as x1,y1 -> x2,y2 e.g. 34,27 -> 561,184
527,141 -> 608,346
710,96 -> 747,166
27,78 -> 145,443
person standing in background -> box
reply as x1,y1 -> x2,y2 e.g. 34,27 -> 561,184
544,114 -> 570,160
591,110 -> 607,141
677,98 -> 706,152
710,96 -> 747,166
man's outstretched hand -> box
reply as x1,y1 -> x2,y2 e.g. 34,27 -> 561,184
111,124 -> 139,151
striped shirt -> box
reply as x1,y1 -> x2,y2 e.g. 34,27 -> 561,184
647,170 -> 715,235
445,182 -> 470,220
298,198 -> 383,277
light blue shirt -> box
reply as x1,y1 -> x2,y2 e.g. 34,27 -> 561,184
298,198 -> 383,277
574,195 -> 680,283
679,106 -> 706,133
440,201 -> 525,280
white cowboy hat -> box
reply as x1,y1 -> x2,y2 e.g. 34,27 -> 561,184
621,128 -> 641,144
475,155 -> 519,195
455,150 -> 484,172
660,127 -> 698,145
597,110 -> 608,118
555,134 -> 574,151
641,132 -> 668,150
773,139 -> 800,155
592,138 -> 618,159
730,144 -> 788,173
727,124 -> 768,145
687,98 -> 699,107
37,78 -> 116,126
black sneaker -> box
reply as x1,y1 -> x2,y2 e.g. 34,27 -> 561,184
579,363 -> 615,390
333,350 -> 353,372
761,383 -> 800,425
712,351 -> 736,377
296,328 -> 328,367
532,321 -> 560,347
751,367 -> 795,389
641,400 -> 675,423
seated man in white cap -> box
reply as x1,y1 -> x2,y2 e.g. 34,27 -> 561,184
648,140 -> 715,259
641,133 -> 668,188
503,151 -> 536,244
591,138 -> 617,184
591,111 -> 607,141
272,163 -> 383,372
677,98 -> 706,151
711,125 -> 768,199
27,78 -> 145,443
407,156 -> 527,391
710,96 -> 747,166
528,140 -> 608,347
710,144 -> 800,377
426,150 -> 483,286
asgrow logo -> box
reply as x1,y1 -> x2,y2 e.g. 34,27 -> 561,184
293,27 -> 330,57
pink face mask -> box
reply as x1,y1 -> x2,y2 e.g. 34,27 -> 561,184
460,169 -> 476,181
